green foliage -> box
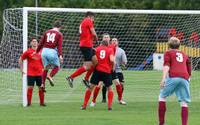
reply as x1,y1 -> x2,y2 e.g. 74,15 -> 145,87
1,0 -> 200,40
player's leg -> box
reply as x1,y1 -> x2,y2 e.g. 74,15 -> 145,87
41,48 -> 51,90
47,49 -> 61,86
158,96 -> 166,125
158,77 -> 179,125
27,76 -> 34,106
66,47 -> 93,88
103,73 -> 113,110
102,85 -> 107,103
175,78 -> 190,125
90,82 -> 102,107
82,48 -> 96,87
116,72 -> 126,104
36,76 -> 45,106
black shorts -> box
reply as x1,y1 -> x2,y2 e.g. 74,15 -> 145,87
90,70 -> 113,87
27,76 -> 42,87
111,71 -> 117,80
80,47 -> 95,61
116,72 -> 125,83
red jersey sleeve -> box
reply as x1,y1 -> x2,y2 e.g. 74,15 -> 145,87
186,58 -> 192,76
20,50 -> 29,60
57,34 -> 63,56
163,51 -> 170,67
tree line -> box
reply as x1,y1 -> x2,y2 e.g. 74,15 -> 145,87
1,0 -> 200,39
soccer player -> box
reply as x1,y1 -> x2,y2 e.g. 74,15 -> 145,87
18,38 -> 45,106
102,38 -> 127,103
66,11 -> 98,88
158,37 -> 191,125
81,39 -> 114,110
36,20 -> 63,89
90,35 -> 125,106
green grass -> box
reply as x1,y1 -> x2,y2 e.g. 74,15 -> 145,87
0,70 -> 200,125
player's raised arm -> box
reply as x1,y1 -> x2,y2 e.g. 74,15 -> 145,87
86,11 -> 98,41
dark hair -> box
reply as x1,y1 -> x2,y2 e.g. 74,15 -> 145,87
53,20 -> 62,28
85,11 -> 95,17
101,40 -> 109,46
31,37 -> 37,41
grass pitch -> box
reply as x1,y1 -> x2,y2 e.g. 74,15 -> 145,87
0,70 -> 199,125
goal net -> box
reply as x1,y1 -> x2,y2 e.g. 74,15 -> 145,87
0,8 -> 200,106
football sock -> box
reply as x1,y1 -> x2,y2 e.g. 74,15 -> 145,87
102,85 -> 107,100
158,101 -> 166,125
42,70 -> 48,87
27,88 -> 33,105
39,89 -> 44,105
50,66 -> 59,77
70,66 -> 86,79
92,86 -> 100,103
116,84 -> 123,101
107,90 -> 114,109
181,107 -> 188,125
84,66 -> 94,80
82,89 -> 91,108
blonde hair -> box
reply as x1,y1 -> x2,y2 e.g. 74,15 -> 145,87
168,37 -> 180,49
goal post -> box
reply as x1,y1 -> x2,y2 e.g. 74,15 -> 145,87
1,7 -> 200,106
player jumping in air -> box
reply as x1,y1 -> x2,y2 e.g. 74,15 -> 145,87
66,11 -> 98,88
81,39 -> 115,110
19,38 -> 45,106
36,20 -> 63,90
158,37 -> 191,125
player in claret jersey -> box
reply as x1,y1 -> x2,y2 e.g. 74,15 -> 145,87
81,39 -> 114,111
158,37 -> 191,125
66,11 -> 98,88
19,38 -> 45,106
36,20 -> 63,89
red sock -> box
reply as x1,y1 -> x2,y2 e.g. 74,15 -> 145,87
116,84 -> 122,101
181,107 -> 188,125
39,89 -> 44,105
70,66 -> 86,79
107,90 -> 114,109
84,66 -> 94,80
82,88 -> 91,108
92,86 -> 100,103
50,66 -> 59,77
27,88 -> 33,105
158,101 -> 166,125
42,70 -> 48,87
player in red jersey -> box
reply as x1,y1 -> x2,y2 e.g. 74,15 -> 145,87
19,38 -> 45,106
66,11 -> 98,88
158,37 -> 191,125
90,34 -> 125,107
81,39 -> 115,110
36,20 -> 63,89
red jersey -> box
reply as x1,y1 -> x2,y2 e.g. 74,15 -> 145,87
20,48 -> 43,76
95,45 -> 114,74
79,18 -> 94,47
37,29 -> 63,56
164,49 -> 191,80
108,43 -> 117,55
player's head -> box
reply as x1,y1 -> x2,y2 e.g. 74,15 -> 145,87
30,38 -> 38,48
53,20 -> 62,29
111,38 -> 118,46
102,33 -> 110,43
85,11 -> 95,21
168,37 -> 180,49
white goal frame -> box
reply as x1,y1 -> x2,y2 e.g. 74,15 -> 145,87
22,7 -> 200,107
